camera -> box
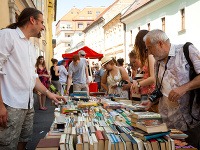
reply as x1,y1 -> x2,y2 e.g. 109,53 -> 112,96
149,88 -> 163,102
117,80 -> 128,87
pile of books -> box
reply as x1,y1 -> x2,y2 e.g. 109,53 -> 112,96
131,111 -> 173,150
37,98 -> 198,150
169,129 -> 197,150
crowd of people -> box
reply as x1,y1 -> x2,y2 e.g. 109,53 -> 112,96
0,7 -> 200,150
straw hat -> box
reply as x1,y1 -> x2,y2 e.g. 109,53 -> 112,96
101,56 -> 112,66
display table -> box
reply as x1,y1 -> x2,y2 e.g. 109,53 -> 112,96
36,97 -> 196,150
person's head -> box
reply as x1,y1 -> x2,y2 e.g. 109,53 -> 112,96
7,8 -> 44,38
94,64 -> 99,70
51,58 -> 58,65
129,50 -> 141,70
117,58 -> 124,67
143,29 -> 170,61
78,50 -> 86,57
61,60 -> 66,66
72,54 -> 80,66
134,30 -> 149,67
101,56 -> 116,71
36,56 -> 45,67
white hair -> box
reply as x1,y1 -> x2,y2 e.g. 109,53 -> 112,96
143,29 -> 169,44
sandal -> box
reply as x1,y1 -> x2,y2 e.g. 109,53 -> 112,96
39,107 -> 47,111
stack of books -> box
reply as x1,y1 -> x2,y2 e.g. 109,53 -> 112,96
169,129 -> 197,150
38,99 -> 185,150
131,111 -> 173,150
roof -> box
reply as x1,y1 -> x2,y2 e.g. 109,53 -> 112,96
62,46 -> 103,60
83,0 -> 119,33
60,7 -> 81,21
121,0 -> 154,19
72,7 -> 106,21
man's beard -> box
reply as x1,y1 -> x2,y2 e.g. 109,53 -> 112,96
37,32 -> 41,38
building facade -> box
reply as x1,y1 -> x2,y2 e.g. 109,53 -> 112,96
83,0 -> 134,61
54,6 -> 106,60
121,0 -> 200,61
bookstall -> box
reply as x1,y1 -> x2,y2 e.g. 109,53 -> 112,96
36,96 -> 197,150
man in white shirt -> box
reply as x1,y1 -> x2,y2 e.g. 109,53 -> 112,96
0,8 -> 65,150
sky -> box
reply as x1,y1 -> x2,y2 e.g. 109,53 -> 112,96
53,0 -> 115,36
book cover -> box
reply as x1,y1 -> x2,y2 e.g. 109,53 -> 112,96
169,129 -> 188,139
107,134 -> 115,150
157,138 -> 167,150
95,130 -> 105,150
36,138 -> 60,150
131,135 -> 144,150
91,133 -> 98,150
136,121 -> 168,134
131,112 -> 161,119
125,134 -> 139,150
102,131 -> 109,150
132,128 -> 170,141
82,133 -> 89,150
119,133 -> 133,150
76,135 -> 83,150
149,139 -> 160,150
59,134 -> 66,150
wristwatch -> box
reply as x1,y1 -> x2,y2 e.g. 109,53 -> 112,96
137,81 -> 141,88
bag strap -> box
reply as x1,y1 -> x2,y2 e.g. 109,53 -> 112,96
183,42 -> 194,76
183,42 -> 200,122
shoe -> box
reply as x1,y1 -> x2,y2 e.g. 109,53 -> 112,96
39,107 -> 47,111
43,107 -> 48,110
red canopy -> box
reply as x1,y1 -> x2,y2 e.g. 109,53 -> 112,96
62,46 -> 103,60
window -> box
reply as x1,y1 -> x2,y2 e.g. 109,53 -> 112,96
148,23 -> 150,31
130,30 -> 132,44
181,8 -> 185,30
78,23 -> 83,29
67,24 -> 71,29
96,11 -> 100,16
88,11 -> 92,14
65,33 -> 70,37
161,17 -> 165,31
65,43 -> 70,47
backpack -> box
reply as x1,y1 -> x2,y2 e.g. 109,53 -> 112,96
183,42 -> 200,121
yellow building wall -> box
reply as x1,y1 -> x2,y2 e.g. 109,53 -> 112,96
0,0 -> 10,29
45,0 -> 56,68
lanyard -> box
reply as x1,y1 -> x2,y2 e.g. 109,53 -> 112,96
156,56 -> 171,89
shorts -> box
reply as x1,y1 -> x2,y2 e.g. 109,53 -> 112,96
73,83 -> 88,92
0,105 -> 34,150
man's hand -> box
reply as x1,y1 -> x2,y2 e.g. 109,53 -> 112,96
0,104 -> 8,128
46,92 -> 67,104
140,100 -> 153,111
168,86 -> 186,102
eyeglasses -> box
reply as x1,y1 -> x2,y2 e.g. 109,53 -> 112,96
36,19 -> 44,25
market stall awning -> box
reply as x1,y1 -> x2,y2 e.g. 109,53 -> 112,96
62,46 -> 103,60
